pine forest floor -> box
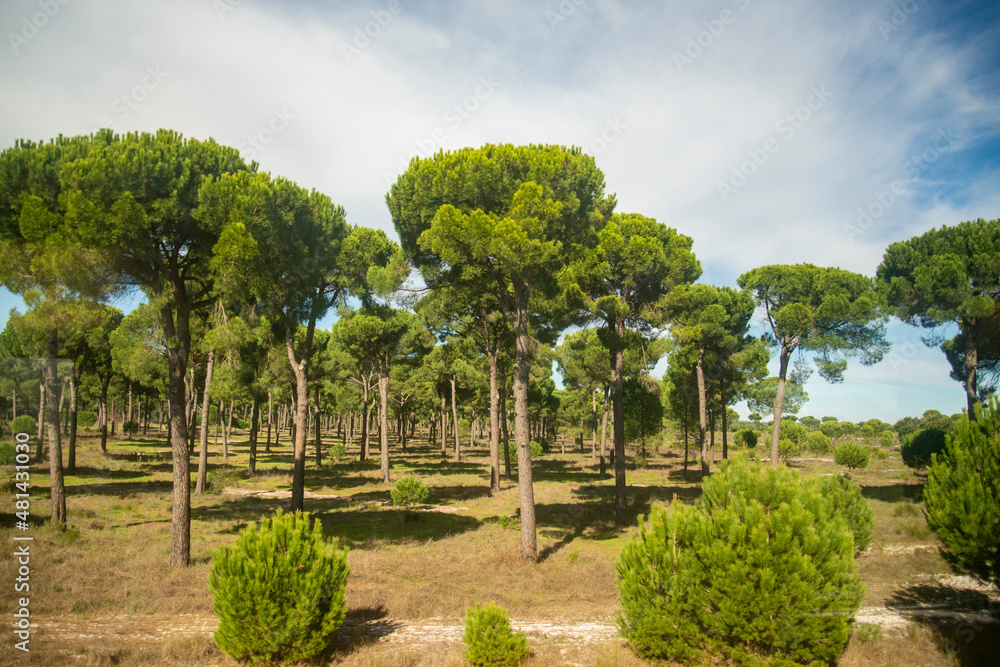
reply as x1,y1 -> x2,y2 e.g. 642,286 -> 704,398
1,429 -> 998,666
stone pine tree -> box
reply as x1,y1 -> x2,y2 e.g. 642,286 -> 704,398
19,130 -> 254,566
877,219 -> 1000,414
387,144 -> 614,561
660,285 -> 756,475
201,170 -> 406,512
570,213 -> 700,524
0,134 -> 124,527
738,264 -> 890,467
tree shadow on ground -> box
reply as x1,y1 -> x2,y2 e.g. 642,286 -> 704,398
861,483 -> 924,503
427,483 -> 493,504
314,507 -> 482,549
885,583 -> 1000,666
533,459 -> 604,485
67,479 -> 173,497
66,466 -> 150,481
324,605 -> 403,658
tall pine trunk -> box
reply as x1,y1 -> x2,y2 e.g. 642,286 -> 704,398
195,350 -> 214,495
379,369 -> 390,483
451,374 -> 460,462
696,345 -> 709,476
769,343 -> 792,467
46,332 -> 66,525
508,285 -> 537,561
610,320 -> 627,526
488,351 -> 500,493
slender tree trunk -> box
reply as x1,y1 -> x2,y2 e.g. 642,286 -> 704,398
195,350 -> 214,495
314,385 -> 323,467
379,369 -> 390,484
695,345 -> 710,476
249,397 -> 259,475
451,374 -> 460,462
162,297 -> 192,568
221,399 -> 231,462
99,378 -> 110,453
440,392 -> 448,457
721,384 -> 729,460
286,318 -> 316,513
610,321 -> 627,526
600,388 -> 609,478
500,372 -> 512,478
46,332 -> 66,526
266,392 -> 272,452
591,389 -> 598,463
67,373 -> 78,473
36,382 -> 45,461
360,384 -> 370,462
770,343 -> 792,467
964,320 -> 979,415
508,285 -> 537,561
489,351 -> 500,493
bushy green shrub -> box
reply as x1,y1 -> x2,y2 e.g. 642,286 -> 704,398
924,398 -> 1000,588
206,466 -> 247,494
330,442 -> 346,461
0,442 -> 16,465
616,455 -> 864,665
737,429 -> 758,449
529,440 -> 543,457
209,510 -> 349,666
122,420 -> 140,437
462,602 -> 529,666
834,442 -> 870,475
879,430 -> 893,448
874,448 -> 889,459
810,474 -> 873,552
11,415 -> 36,437
778,436 -> 801,463
805,430 -> 831,455
391,476 -> 428,506
819,420 -> 842,439
633,455 -> 648,470
77,410 -> 97,429
902,428 -> 947,469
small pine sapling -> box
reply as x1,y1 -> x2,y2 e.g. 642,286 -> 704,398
924,398 -> 1000,588
834,442 -> 870,476
209,510 -> 349,666
391,476 -> 429,506
901,428 -> 947,469
463,602 -> 529,666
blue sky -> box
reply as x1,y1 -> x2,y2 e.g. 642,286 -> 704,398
1,0 -> 998,422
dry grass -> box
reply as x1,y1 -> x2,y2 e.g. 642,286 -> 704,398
1,430 -> 987,666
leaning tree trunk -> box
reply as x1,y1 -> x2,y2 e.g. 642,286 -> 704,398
769,343 -> 792,468
45,332 -> 66,526
36,382 -> 45,461
195,349 -> 214,495
600,388 -> 609,478
591,389 -> 598,463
